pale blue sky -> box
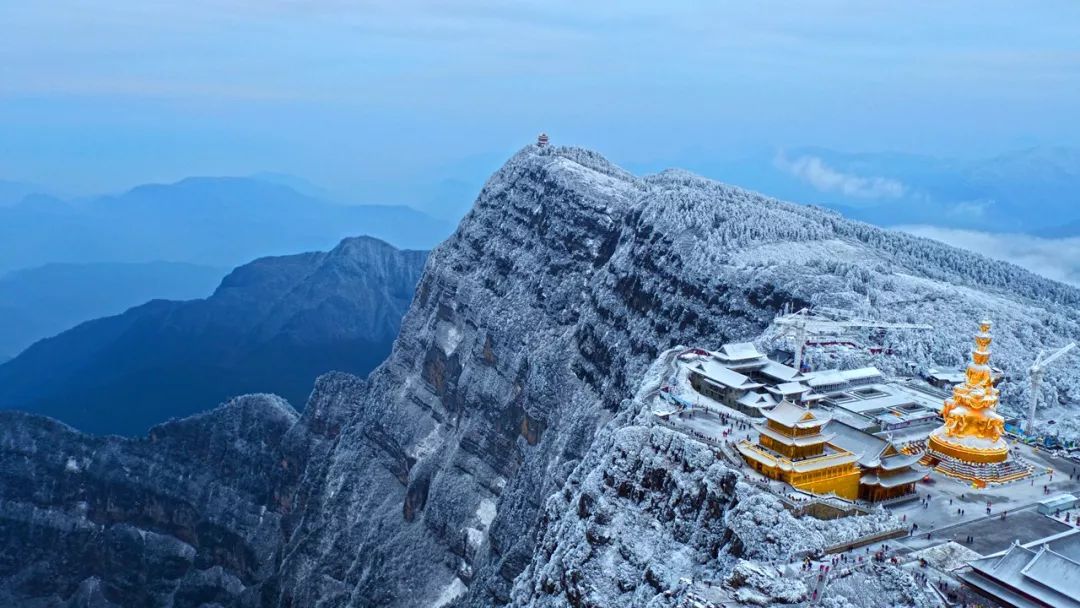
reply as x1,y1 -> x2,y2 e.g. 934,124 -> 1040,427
2,1 -> 1079,210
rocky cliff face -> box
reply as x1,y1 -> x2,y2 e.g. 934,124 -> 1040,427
0,236 -> 427,436
0,395 -> 303,607
2,145 -> 1080,607
266,147 -> 793,607
507,354 -> 742,608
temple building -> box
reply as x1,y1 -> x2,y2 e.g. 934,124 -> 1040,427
684,344 -> 942,446
737,401 -> 861,500
923,321 -> 1031,485
923,365 -> 1004,390
960,529 -> 1080,608
827,420 -> 927,502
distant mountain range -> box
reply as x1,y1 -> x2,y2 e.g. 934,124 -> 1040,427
0,179 -> 52,206
0,261 -> 226,360
811,146 -> 1080,234
654,145 -> 1080,235
0,175 -> 453,274
0,236 -> 427,436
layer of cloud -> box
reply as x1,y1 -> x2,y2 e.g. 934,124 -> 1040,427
777,153 -> 907,199
3,1 -> 1080,199
899,225 -> 1080,286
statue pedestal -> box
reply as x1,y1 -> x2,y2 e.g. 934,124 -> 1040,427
928,429 -> 1009,464
924,429 -> 1031,485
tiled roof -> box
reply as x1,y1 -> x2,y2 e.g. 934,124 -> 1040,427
692,360 -> 762,390
717,342 -> 764,361
763,401 -> 823,427
825,419 -> 887,466
759,360 -> 802,382
755,422 -> 834,447
966,540 -> 1080,608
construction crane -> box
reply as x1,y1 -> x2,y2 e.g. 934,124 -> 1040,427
1027,342 -> 1076,436
773,307 -> 933,370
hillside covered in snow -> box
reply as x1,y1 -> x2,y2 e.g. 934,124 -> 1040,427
1,144 -> 1078,607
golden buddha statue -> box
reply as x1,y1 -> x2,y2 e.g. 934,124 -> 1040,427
928,321 -> 1009,464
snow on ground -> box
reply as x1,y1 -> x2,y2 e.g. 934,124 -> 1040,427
465,528 -> 484,550
465,498 -> 498,550
430,577 -> 467,608
409,423 -> 443,461
909,542 -> 982,572
547,155 -> 640,202
476,498 -> 496,528
726,488 -> 902,560
727,559 -> 808,605
820,563 -> 939,608
435,321 -> 463,356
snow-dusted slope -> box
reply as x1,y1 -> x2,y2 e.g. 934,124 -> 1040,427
509,352 -> 932,607
2,144 -> 1079,607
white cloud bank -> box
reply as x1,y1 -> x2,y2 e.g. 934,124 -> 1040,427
899,225 -> 1080,286
777,153 -> 906,199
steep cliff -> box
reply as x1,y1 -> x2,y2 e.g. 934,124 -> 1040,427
2,144 -> 1080,607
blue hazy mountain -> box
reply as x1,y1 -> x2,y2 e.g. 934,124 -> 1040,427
247,171 -> 334,200
0,236 -> 427,436
0,261 -> 226,360
0,176 -> 453,273
0,179 -> 51,206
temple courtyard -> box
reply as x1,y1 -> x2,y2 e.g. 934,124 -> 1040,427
652,343 -> 1080,558
661,388 -> 1080,549
885,440 -> 1080,556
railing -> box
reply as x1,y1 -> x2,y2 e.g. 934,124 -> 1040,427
790,450 -> 858,469
736,441 -> 780,466
875,493 -> 920,508
821,526 -> 909,554
779,492 -> 873,520
653,415 -> 728,448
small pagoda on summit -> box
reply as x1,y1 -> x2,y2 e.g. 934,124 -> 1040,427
923,320 -> 1032,485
